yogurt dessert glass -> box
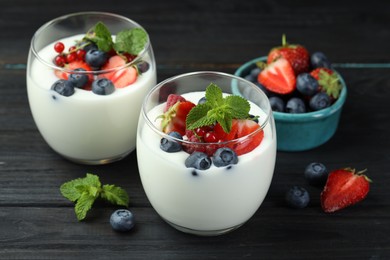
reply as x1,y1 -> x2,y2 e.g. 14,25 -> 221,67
137,71 -> 277,236
26,12 -> 156,164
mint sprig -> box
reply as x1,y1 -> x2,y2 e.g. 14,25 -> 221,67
60,173 -> 129,221
186,83 -> 250,133
84,22 -> 147,55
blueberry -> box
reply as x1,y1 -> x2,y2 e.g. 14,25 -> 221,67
78,40 -> 98,52
311,51 -> 332,69
198,96 -> 207,105
250,67 -> 261,78
309,92 -> 331,111
92,78 -> 115,95
85,49 -> 108,68
296,73 -> 319,96
110,209 -> 135,232
51,79 -> 75,97
160,132 -> 183,152
285,186 -> 310,209
185,152 -> 212,170
137,61 -> 150,73
286,97 -> 306,113
68,68 -> 89,88
212,147 -> 238,167
255,82 -> 270,96
269,96 -> 285,112
249,114 -> 259,123
304,162 -> 328,186
244,74 -> 256,83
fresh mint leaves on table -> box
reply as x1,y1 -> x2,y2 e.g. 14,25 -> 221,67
186,83 -> 251,133
84,21 -> 147,55
60,173 -> 129,221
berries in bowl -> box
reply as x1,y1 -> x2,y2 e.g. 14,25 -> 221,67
234,36 -> 347,151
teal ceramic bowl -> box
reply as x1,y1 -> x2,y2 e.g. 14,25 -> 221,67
234,56 -> 347,152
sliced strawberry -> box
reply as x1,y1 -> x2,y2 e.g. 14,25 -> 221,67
321,168 -> 371,213
160,101 -> 196,136
101,55 -> 137,88
258,58 -> 296,94
164,94 -> 186,112
233,119 -> 264,155
214,121 -> 239,141
54,60 -> 93,81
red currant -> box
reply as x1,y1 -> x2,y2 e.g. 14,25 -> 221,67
54,42 -> 65,53
76,49 -> 86,60
68,46 -> 77,53
204,131 -> 218,143
66,52 -> 77,63
54,55 -> 66,67
195,127 -> 207,138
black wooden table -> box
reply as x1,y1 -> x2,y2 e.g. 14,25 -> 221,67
1,0 -> 390,259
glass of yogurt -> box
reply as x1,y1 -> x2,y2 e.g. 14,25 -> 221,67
26,12 -> 157,164
137,71 -> 277,236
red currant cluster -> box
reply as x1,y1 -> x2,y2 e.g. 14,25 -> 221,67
53,42 -> 87,67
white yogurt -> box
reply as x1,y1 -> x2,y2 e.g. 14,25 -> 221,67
27,35 -> 157,163
137,91 -> 276,233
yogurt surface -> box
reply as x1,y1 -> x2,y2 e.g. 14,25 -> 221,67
27,35 -> 157,163
137,91 -> 276,232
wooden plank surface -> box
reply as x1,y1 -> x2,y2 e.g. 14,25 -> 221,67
1,0 -> 390,259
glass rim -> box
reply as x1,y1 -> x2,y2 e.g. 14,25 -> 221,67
142,71 -> 272,146
30,11 -> 151,74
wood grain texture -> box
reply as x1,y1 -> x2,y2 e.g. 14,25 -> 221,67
1,0 -> 390,259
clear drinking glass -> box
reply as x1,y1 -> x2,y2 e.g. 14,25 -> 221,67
26,12 -> 156,164
136,71 -> 277,236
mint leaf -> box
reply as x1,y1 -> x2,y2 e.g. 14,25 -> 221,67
186,83 -> 252,133
114,28 -> 147,55
85,22 -> 113,52
101,184 -> 129,207
75,192 -> 95,221
60,173 -> 130,221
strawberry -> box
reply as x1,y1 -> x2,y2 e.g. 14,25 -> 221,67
54,60 -> 93,81
258,58 -> 296,94
164,94 -> 186,112
159,101 -> 196,136
101,55 -> 137,88
320,168 -> 371,213
310,68 -> 342,100
267,35 -> 310,75
233,119 -> 264,155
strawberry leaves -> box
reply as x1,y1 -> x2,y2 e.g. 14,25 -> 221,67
186,83 -> 250,133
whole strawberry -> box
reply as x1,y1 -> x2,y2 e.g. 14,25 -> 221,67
267,35 -> 310,75
310,67 -> 342,100
321,168 -> 371,213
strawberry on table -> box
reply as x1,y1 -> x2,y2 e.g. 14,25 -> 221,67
320,168 -> 371,213
258,57 -> 296,94
267,34 -> 310,75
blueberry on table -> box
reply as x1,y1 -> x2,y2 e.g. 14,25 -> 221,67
85,49 -> 108,68
110,209 -> 135,232
286,186 -> 310,209
269,96 -> 285,112
212,147 -> 238,167
296,73 -> 319,96
51,79 -> 75,97
185,152 -> 212,170
92,78 -> 115,95
160,132 -> 183,152
310,51 -> 332,69
68,68 -> 89,88
309,92 -> 331,111
286,97 -> 306,113
304,162 -> 328,186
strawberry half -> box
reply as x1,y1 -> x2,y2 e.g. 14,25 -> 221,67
321,168 -> 371,213
159,101 -> 196,136
267,35 -> 310,75
101,55 -> 137,88
310,67 -> 342,100
54,60 -> 93,81
258,58 -> 296,94
233,119 -> 264,155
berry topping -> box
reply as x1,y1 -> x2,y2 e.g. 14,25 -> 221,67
164,94 -> 186,112
321,168 -> 371,213
92,78 -> 115,95
185,152 -> 212,170
51,79 -> 75,97
212,147 -> 238,167
85,49 -> 108,68
258,57 -> 296,95
136,61 -> 150,73
110,209 -> 135,232
285,186 -> 310,209
304,162 -> 328,187
160,132 -> 183,152
267,35 -> 310,75
101,55 -> 138,88
159,100 -> 196,136
68,68 -> 89,89
286,97 -> 306,113
54,42 -> 65,53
